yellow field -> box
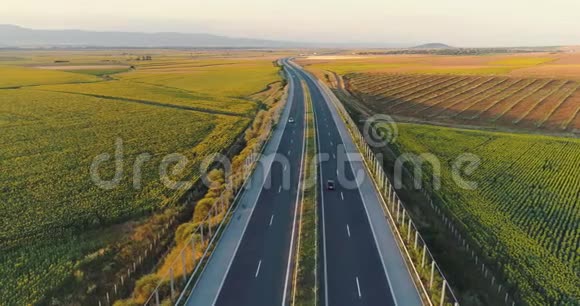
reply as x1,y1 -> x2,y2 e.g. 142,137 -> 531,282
120,58 -> 281,97
38,80 -> 257,116
0,65 -> 99,88
298,52 -> 580,80
0,49 -> 284,305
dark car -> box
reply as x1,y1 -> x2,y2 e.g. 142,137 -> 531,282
327,180 -> 335,190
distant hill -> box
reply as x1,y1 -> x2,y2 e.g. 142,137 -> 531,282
0,24 -> 299,48
413,43 -> 453,49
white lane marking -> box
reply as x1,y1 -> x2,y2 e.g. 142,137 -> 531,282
310,71 -> 401,306
332,153 -> 336,159
255,260 -> 262,278
312,88 -> 330,305
346,224 -> 351,237
330,141 -> 334,146
278,185 -> 282,193
328,132 -> 331,137
341,192 -> 344,200
356,277 -> 362,298
284,164 -> 287,171
269,215 -> 274,226
281,65 -> 308,306
288,150 -> 291,155
291,139 -> 294,144
201,62 -> 297,306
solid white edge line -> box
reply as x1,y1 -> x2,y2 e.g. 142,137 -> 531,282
356,277 -> 362,298
203,59 -> 297,306
282,64 -> 308,306
311,75 -> 330,306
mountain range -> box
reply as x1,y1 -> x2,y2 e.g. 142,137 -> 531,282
0,25 -> 414,49
0,24 -> 299,48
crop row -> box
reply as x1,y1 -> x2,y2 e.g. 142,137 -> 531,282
346,73 -> 580,132
392,123 -> 580,305
0,88 -> 248,304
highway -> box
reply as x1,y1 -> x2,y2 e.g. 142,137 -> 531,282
184,59 -> 306,306
184,59 -> 421,306
290,61 -> 422,306
292,64 -> 394,305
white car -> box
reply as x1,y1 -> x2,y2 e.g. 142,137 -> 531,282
288,117 -> 295,123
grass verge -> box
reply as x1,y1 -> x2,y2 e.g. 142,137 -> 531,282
292,81 -> 318,306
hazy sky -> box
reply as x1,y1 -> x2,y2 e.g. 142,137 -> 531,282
2,0 -> 580,47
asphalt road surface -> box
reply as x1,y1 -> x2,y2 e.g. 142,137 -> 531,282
290,65 -> 396,306
185,59 -> 421,306
213,59 -> 306,306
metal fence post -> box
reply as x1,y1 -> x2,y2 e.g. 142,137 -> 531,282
430,261 -> 435,288
414,231 -> 419,250
396,200 -> 401,223
407,218 -> 412,242
421,244 -> 427,268
191,236 -> 196,262
440,280 -> 447,306
170,267 -> 175,299
181,250 -> 187,282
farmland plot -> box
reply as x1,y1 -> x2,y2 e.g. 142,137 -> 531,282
0,53 -> 281,304
0,88 -> 249,304
346,73 -> 580,133
390,123 -> 580,305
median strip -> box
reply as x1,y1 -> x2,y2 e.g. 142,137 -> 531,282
291,80 -> 318,306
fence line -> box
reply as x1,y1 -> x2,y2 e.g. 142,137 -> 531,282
95,74 -> 288,306
144,113 -> 281,306
313,76 -> 461,306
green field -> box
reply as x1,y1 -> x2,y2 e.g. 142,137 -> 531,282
0,51 -> 282,304
0,65 -> 100,88
390,123 -> 580,305
119,58 -> 281,97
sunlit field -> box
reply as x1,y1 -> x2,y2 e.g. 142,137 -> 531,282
391,123 -> 580,305
0,49 -> 284,304
305,50 -> 580,305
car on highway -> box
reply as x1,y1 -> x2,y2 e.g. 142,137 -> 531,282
288,117 -> 295,123
327,180 -> 335,190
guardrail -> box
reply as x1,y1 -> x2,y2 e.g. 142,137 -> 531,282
311,72 -> 461,306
